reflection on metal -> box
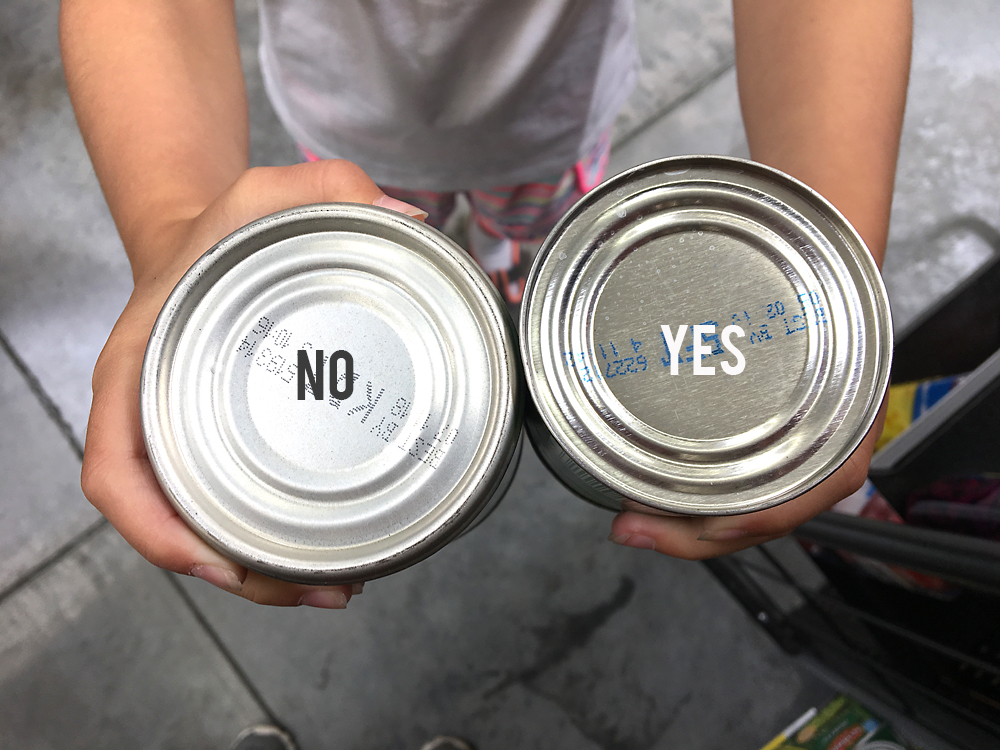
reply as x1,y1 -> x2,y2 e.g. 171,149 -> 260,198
521,156 -> 891,515
142,204 -> 523,584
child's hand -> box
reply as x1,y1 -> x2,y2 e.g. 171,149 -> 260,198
608,399 -> 888,558
81,159 -> 423,607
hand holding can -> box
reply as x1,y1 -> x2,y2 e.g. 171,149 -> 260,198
519,157 -> 892,559
82,160 -> 428,607
139,202 -> 522,589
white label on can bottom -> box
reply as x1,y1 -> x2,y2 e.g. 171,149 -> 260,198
238,303 -> 417,473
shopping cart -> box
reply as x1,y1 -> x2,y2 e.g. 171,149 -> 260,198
707,241 -> 1000,749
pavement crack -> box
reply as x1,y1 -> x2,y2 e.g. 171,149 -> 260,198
487,576 -> 635,697
0,516 -> 107,607
0,326 -> 84,460
165,572 -> 282,726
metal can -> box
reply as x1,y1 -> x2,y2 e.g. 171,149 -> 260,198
520,156 -> 892,516
141,204 -> 523,584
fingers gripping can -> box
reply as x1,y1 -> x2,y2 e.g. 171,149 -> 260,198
141,204 -> 523,584
520,156 -> 892,516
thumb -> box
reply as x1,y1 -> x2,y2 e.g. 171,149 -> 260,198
219,159 -> 427,229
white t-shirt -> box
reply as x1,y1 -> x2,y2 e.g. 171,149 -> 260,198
257,0 -> 638,190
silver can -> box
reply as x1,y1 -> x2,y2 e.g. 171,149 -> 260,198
520,156 -> 892,516
141,204 -> 523,584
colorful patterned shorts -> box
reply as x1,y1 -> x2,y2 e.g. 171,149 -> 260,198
300,132 -> 611,303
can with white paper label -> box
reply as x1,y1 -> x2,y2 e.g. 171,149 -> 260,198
141,204 -> 523,584
520,156 -> 892,516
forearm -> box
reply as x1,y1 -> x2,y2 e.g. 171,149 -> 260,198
733,0 -> 912,267
60,0 -> 248,277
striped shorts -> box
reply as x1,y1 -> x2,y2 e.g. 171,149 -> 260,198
300,131 -> 611,242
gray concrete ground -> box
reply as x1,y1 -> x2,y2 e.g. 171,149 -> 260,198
0,1 -> 997,748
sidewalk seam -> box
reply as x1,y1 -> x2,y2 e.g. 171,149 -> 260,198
165,572 -> 283,727
0,516 -> 108,607
0,323 -> 279,727
0,326 -> 84,461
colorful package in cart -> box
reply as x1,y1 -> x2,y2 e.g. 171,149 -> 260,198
762,694 -> 913,750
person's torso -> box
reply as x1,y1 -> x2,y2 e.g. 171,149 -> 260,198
258,0 -> 637,189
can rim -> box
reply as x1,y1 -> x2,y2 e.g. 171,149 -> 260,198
520,155 -> 892,515
141,203 -> 523,582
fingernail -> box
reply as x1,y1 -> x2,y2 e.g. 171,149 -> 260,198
608,533 -> 656,551
351,583 -> 365,595
299,589 -> 349,609
697,527 -> 749,542
190,564 -> 243,593
373,195 -> 429,220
